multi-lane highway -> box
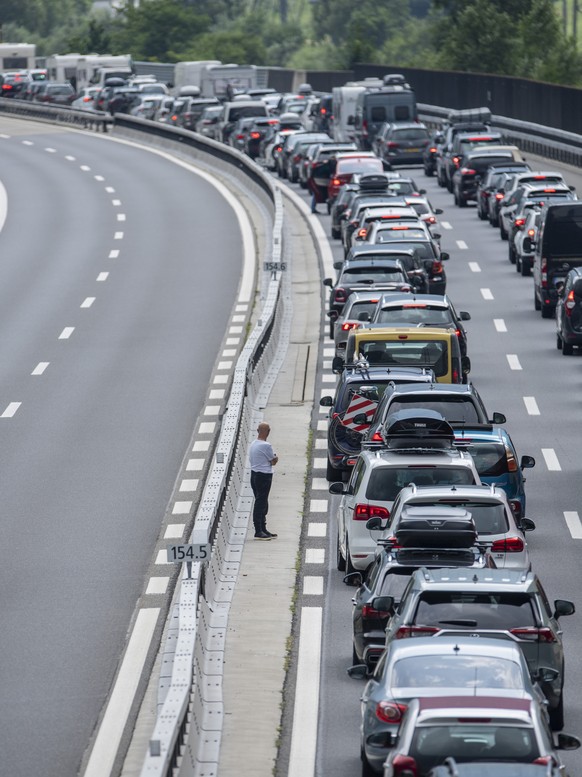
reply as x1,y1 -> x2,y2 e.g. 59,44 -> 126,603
284,153 -> 582,776
0,118 -> 244,776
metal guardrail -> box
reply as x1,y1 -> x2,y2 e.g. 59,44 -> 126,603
0,96 -> 112,131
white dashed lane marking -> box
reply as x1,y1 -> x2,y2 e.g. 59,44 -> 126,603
564,512 -> 582,539
506,354 -> 522,370
456,240 -> 468,249
81,297 -> 95,308
94,175 -> 104,182
112,199 -> 121,206
494,319 -> 507,332
31,362 -> 49,376
105,186 -> 115,193
523,397 -> 540,415
441,221 -> 452,230
109,249 -> 120,259
469,262 -> 481,273
481,288 -> 494,300
541,448 -> 561,471
22,140 -> 33,146
1,402 -> 21,418
97,272 -> 109,282
114,232 -> 124,240
80,165 -> 91,171
117,213 -> 126,222
45,148 -> 56,153
65,155 -> 75,161
59,327 -> 75,340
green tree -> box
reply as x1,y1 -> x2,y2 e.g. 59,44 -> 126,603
181,30 -> 267,64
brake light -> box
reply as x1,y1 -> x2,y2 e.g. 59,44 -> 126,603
250,132 -> 260,139
354,504 -> 390,521
510,627 -> 557,643
514,217 -> 526,228
396,626 -> 439,638
508,500 -> 522,520
341,322 -> 359,331
543,188 -> 556,193
371,432 -> 383,442
334,288 -> 347,303
392,755 -> 418,777
83,96 -> 92,102
275,145 -> 282,152
387,141 -> 399,149
527,228 -> 535,237
429,146 -> 437,153
453,156 -> 460,167
362,603 -> 394,619
293,153 -> 301,162
320,107 -> 327,114
533,757 -> 553,765
565,289 -> 576,316
541,257 -> 548,288
491,537 -> 524,553
452,367 -> 459,383
236,133 -> 245,140
332,178 -> 341,186
495,192 -> 504,200
375,702 -> 407,723
1,84 -> 10,90
426,216 -> 436,224
461,167 -> 476,175
431,261 -> 443,274
357,228 -> 367,238
505,444 -> 518,472
171,114 -> 178,121
392,226 -> 410,230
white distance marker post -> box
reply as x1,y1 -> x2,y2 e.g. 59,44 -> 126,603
167,543 -> 210,578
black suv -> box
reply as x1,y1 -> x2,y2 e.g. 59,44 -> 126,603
476,162 -> 530,220
319,365 -> 434,481
362,382 -> 505,445
556,267 -> 582,354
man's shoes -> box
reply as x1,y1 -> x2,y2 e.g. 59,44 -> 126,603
254,532 -> 272,540
264,531 -> 278,538
311,209 -> 319,214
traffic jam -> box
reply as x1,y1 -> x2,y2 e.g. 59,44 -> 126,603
214,76 -> 582,776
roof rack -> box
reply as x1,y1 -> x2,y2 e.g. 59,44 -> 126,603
382,409 -> 455,449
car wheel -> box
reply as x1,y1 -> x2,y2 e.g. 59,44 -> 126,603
490,215 -> 498,227
300,180 -> 306,189
425,166 -> 433,177
521,261 -> 531,277
446,179 -> 453,193
549,693 -> 565,731
352,644 -> 359,666
516,254 -> 521,272
361,749 -> 376,777
563,340 -> 574,355
329,321 -> 335,340
534,290 -> 541,311
477,205 -> 485,220
458,193 -> 466,208
336,534 -> 346,571
453,188 -> 459,206
557,333 -> 563,350
327,201 -> 331,214
508,244 -> 516,264
331,227 -> 340,239
500,222 -> 508,240
346,538 -> 356,575
541,304 -> 553,319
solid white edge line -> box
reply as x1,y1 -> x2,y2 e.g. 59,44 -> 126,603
564,511 -> 582,539
288,606 -> 322,777
96,136 -> 255,304
84,607 -> 160,777
0,178 -> 7,234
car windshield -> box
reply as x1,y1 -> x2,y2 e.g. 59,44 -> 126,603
357,340 -> 449,376
387,398 -> 480,424
410,725 -> 539,769
413,592 -> 537,629
411,501 -> 509,535
391,655 -> 523,689
375,305 -> 453,326
366,467 -> 475,501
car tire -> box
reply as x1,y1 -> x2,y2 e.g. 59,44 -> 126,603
477,205 -> 485,220
453,189 -> 459,206
490,215 -> 498,227
345,538 -> 356,575
424,166 -> 433,177
500,222 -> 508,240
361,750 -> 376,777
521,261 -> 531,277
549,692 -> 565,731
508,244 -> 516,264
352,644 -> 359,666
329,321 -> 335,340
516,254 -> 521,272
534,290 -> 541,311
541,304 -> 553,319
331,227 -> 340,239
458,193 -> 466,208
557,333 -> 563,350
300,180 -> 306,189
336,534 -> 346,571
562,340 -> 574,355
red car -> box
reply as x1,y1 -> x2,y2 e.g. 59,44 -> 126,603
327,153 -> 384,205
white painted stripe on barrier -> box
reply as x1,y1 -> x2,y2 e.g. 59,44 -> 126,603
186,459 -> 204,471
310,499 -> 328,513
311,478 -> 329,491
155,550 -> 172,565
305,549 -> 325,564
172,501 -> 192,514
180,479 -> 199,492
164,524 -> 185,539
308,523 -> 327,537
214,374 -> 228,384
192,440 -> 210,452
288,607 -> 322,777
315,439 -> 327,449
210,389 -> 225,399
204,405 -> 220,416
222,349 -> 236,357
198,422 -> 216,433
303,577 -> 324,596
84,607 -> 160,777
312,457 -> 327,469
146,577 -> 169,595
317,419 -> 327,431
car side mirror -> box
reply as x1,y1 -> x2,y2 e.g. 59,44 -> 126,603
490,412 -> 506,424
353,413 -> 368,425
520,517 -> 536,532
536,666 -> 559,683
365,517 -> 383,531
522,237 -> 532,252
570,185 -> 576,192
440,251 -> 450,261
431,232 -> 442,240
329,481 -> 347,495
434,208 -> 443,215
371,595 -> 394,613
332,355 -> 344,373
461,356 -> 471,376
419,189 -> 426,195
343,571 -> 363,586
554,599 -> 575,618
347,664 -> 368,680
459,311 -> 471,320
323,277 -> 334,287
557,733 -> 581,751
319,395 -> 333,407
520,455 -> 535,469
333,260 -> 343,269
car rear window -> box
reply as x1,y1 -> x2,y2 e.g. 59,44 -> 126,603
376,305 -> 453,326
229,106 -> 267,121
342,267 -> 405,283
468,155 -> 514,171
385,242 -> 436,260
366,466 -> 475,501
392,655 -> 523,689
387,182 -> 416,195
375,228 -> 428,242
413,592 -> 537,629
337,382 -> 394,412
344,300 -> 381,320
337,158 -> 384,174
410,725 -> 539,768
387,398 -> 481,424
393,128 -> 429,141
411,500 -> 509,535
464,442 -> 509,476
358,340 -> 449,376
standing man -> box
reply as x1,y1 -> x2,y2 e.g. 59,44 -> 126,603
249,422 -> 279,540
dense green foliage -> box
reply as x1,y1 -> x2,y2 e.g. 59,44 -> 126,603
3,0 -> 582,86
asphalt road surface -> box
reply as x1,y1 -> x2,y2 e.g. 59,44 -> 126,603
0,119 -> 242,777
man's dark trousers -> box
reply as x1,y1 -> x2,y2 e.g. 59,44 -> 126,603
250,471 -> 273,533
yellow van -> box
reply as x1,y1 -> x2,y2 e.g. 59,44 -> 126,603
339,326 -> 470,383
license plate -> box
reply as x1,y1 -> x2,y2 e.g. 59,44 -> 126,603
406,147 -> 420,152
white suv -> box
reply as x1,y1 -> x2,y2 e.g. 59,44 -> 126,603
329,410 -> 481,573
